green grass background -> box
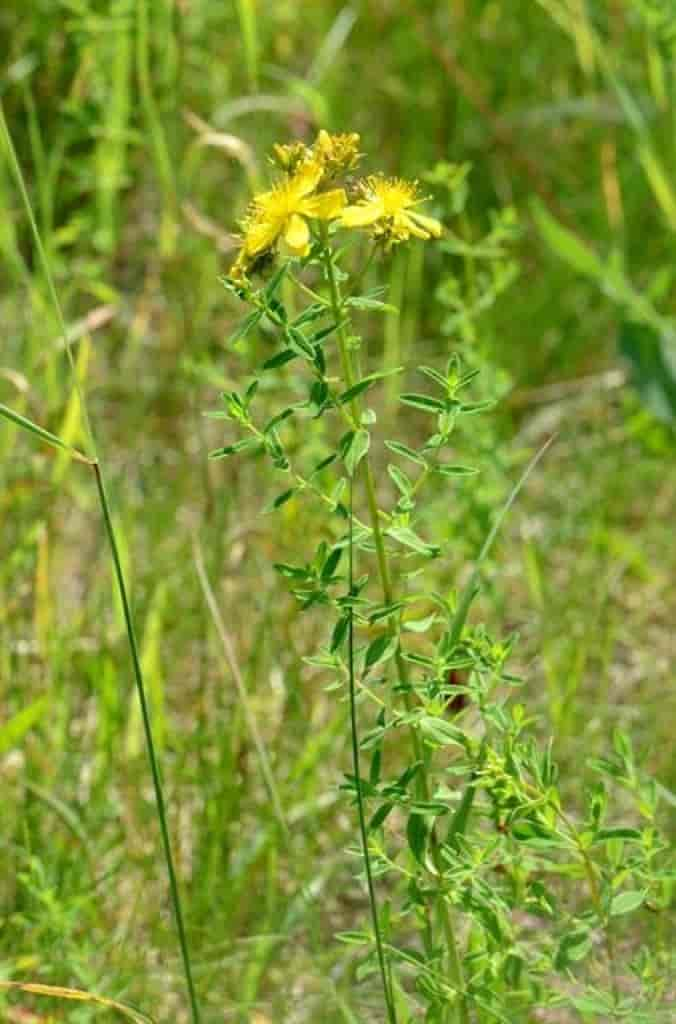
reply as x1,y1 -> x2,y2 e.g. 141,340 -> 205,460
1,1 -> 674,1021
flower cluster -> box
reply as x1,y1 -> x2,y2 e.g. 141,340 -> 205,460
229,131 -> 442,283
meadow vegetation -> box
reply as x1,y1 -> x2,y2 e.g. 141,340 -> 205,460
0,2 -> 674,1022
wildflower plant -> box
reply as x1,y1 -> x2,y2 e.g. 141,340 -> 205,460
212,133 -> 673,1023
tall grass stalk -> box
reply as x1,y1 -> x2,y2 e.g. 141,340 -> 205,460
0,101 -> 201,1024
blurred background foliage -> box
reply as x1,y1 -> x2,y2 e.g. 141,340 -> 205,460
0,2 -> 674,1021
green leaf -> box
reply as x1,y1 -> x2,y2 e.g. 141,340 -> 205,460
402,613 -> 436,633
208,439 -> 256,459
267,488 -> 295,511
368,602 -> 406,624
343,428 -> 370,477
369,741 -> 382,785
338,378 -> 376,405
339,368 -> 403,406
369,802 -> 394,832
262,348 -> 297,370
399,393 -> 446,413
321,547 -> 343,582
284,326 -> 315,360
418,365 -> 448,390
364,633 -> 398,671
263,261 -> 288,300
593,827 -> 642,843
274,563 -> 309,580
459,400 -> 495,415
531,198 -> 604,278
309,453 -> 337,477
388,464 -> 412,496
555,928 -> 592,969
510,821 -> 562,847
229,308 -> 263,344
446,777 -> 478,849
384,440 -> 427,466
435,464 -> 479,478
409,800 -> 448,816
386,526 -> 440,558
310,320 -> 341,344
335,931 -> 371,945
292,301 -> 327,326
346,296 -> 398,313
330,615 -> 349,653
419,716 -> 465,748
263,406 -> 297,434
406,813 -> 428,864
610,889 -> 646,916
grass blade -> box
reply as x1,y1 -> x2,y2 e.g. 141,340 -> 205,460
0,981 -> 154,1024
193,537 -> 289,837
449,435 -> 555,646
0,401 -> 92,463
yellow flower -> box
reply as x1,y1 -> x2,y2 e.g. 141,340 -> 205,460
312,129 -> 361,176
231,161 -> 346,281
341,175 -> 442,246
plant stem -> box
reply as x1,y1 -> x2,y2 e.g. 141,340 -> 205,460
347,477 -> 398,1024
93,464 -> 202,1024
322,237 -> 469,1023
556,804 -> 620,1004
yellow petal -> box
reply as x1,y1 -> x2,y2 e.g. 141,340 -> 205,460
341,199 -> 385,228
292,160 -> 324,199
300,188 -> 346,221
399,212 -> 429,240
284,213 -> 311,256
409,210 -> 443,238
244,220 -> 279,255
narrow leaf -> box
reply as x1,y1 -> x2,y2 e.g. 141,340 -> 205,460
364,633 -> 398,671
384,440 -> 427,466
386,526 -> 440,558
0,402 -> 91,463
229,308 -> 263,345
399,393 -> 446,413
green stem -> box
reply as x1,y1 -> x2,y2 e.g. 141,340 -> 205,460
322,237 -> 469,1024
93,465 -> 202,1024
557,804 -> 619,1004
347,477 -> 398,1024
